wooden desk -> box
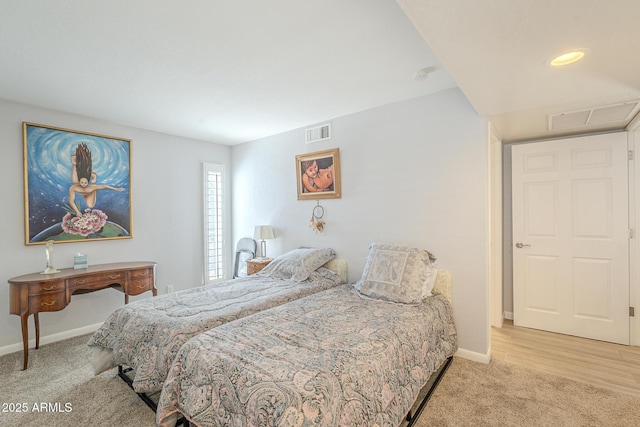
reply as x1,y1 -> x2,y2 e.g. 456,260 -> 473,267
8,261 -> 156,370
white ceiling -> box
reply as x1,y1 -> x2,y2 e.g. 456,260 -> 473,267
0,0 -> 455,145
2,1 -> 639,145
398,0 -> 640,142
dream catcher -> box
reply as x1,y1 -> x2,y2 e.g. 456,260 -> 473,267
309,201 -> 325,233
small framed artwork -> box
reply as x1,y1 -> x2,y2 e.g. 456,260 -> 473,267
295,148 -> 341,200
23,122 -> 133,245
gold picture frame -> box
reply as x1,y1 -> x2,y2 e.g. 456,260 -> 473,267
23,122 -> 133,245
295,148 -> 341,200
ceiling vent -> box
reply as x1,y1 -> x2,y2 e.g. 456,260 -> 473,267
305,123 -> 331,144
548,101 -> 640,131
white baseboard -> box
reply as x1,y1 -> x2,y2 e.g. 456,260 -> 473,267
504,311 -> 514,320
455,346 -> 491,364
0,322 -> 103,357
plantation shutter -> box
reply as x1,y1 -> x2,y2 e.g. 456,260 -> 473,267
204,163 -> 224,281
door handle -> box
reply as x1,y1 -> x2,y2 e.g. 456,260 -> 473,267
515,242 -> 531,248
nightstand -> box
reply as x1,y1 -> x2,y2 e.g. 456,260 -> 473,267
246,258 -> 273,275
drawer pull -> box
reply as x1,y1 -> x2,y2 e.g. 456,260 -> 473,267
41,301 -> 57,307
40,285 -> 56,291
75,279 -> 86,284
109,274 -> 121,280
136,284 -> 147,289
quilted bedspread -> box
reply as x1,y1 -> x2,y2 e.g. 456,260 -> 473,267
87,268 -> 344,393
156,284 -> 457,427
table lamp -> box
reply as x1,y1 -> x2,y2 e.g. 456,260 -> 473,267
254,225 -> 275,258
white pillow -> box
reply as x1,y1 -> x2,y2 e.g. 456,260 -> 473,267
355,243 -> 436,304
259,248 -> 336,282
423,268 -> 438,298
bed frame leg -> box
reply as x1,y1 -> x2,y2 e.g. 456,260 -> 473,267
405,356 -> 453,426
117,365 -> 158,411
117,365 -> 187,426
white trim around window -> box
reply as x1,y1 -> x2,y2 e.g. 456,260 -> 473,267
203,163 -> 227,283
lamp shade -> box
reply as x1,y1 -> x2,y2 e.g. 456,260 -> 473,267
254,225 -> 274,240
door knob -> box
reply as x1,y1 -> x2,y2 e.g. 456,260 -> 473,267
515,242 -> 531,248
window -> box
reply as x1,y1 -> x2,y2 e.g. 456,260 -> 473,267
203,163 -> 225,282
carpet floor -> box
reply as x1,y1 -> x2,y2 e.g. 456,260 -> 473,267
414,357 -> 640,427
1,334 -> 639,426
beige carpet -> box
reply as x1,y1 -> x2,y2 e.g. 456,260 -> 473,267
1,334 -> 640,426
0,334 -> 155,426
415,357 -> 640,427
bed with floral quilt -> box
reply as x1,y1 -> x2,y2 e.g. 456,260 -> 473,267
156,243 -> 457,427
87,248 -> 346,395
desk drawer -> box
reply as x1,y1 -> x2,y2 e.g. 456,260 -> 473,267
30,291 -> 66,312
68,271 -> 126,288
28,281 -> 64,296
128,277 -> 154,295
130,267 -> 152,279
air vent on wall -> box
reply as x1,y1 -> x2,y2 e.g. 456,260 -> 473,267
305,123 -> 331,144
548,101 -> 640,131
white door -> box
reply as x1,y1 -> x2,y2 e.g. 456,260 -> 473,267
512,133 -> 629,345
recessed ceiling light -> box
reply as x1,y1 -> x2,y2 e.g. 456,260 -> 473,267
549,48 -> 590,67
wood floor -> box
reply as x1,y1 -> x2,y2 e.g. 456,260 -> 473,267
492,320 -> 640,397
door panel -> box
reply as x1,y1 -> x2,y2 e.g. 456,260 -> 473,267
512,132 -> 629,345
524,181 -> 558,236
573,257 -> 611,319
573,178 -> 612,239
524,255 -> 559,313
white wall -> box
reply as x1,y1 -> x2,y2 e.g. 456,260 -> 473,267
231,88 -> 491,358
0,99 -> 231,351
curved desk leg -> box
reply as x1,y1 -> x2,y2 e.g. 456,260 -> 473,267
34,312 -> 40,349
20,313 -> 29,370
20,313 -> 40,370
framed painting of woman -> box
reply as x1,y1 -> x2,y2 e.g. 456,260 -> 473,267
23,122 -> 133,245
295,148 -> 341,200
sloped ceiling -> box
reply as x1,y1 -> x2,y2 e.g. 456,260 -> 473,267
397,0 -> 640,142
0,0 -> 456,145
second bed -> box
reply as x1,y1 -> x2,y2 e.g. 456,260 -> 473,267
156,243 -> 457,427
88,248 -> 346,394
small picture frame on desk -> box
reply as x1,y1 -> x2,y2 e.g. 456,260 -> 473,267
73,254 -> 88,269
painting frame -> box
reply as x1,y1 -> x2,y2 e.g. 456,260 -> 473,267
295,148 -> 341,200
23,122 -> 133,245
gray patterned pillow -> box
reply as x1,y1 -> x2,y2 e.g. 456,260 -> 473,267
355,243 -> 436,304
259,248 -> 336,282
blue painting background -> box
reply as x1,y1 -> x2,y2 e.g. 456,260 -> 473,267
26,124 -> 131,242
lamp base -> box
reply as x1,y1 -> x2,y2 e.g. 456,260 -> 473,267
259,240 -> 267,259
41,267 -> 60,275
